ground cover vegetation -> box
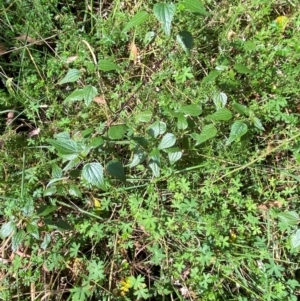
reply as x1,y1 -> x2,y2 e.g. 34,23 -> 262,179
0,0 -> 300,300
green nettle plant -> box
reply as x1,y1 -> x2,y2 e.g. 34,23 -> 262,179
0,0 -> 300,300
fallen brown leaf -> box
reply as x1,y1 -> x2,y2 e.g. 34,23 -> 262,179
66,55 -> 78,63
129,42 -> 138,64
0,43 -> 6,55
16,35 -> 43,45
94,95 -> 106,105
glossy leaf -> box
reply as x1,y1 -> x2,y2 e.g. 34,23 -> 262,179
0,221 -> 15,239
58,69 -> 81,85
232,102 -> 250,116
37,205 -> 58,217
180,104 -> 202,116
153,3 -> 176,36
108,124 -> 128,139
252,117 -> 265,131
68,184 -> 82,198
177,113 -> 188,130
148,121 -> 166,138
130,149 -> 146,167
213,91 -> 227,109
166,147 -> 182,164
182,0 -> 210,15
83,85 -> 97,106
12,230 -> 26,252
82,162 -> 104,187
278,211 -> 299,226
135,110 -> 152,123
205,108 -> 232,121
176,31 -> 194,54
41,233 -> 51,250
48,138 -> 80,156
158,133 -> 176,150
107,161 -> 126,182
123,11 -> 149,33
291,229 -> 300,249
51,164 -> 62,178
226,121 -> 248,145
234,64 -> 254,74
65,89 -> 85,102
27,222 -> 39,239
191,124 -> 217,145
149,148 -> 160,177
98,59 -> 121,71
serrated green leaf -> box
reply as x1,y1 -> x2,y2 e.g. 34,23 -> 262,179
166,147 -> 182,164
83,85 -> 97,106
43,186 -> 57,197
51,164 -> 62,178
191,124 -> 217,145
0,221 -> 15,239
63,157 -> 81,172
213,91 -> 227,109
144,31 -> 156,45
27,222 -> 39,239
12,230 -> 26,252
153,3 -> 176,36
202,70 -> 220,83
252,116 -> 265,131
82,162 -> 104,187
158,133 -> 176,150
205,108 -> 232,121
149,148 -> 160,177
177,113 -> 188,130
108,124 -> 128,139
232,102 -> 250,116
182,0 -> 210,15
291,229 -> 300,249
65,89 -> 85,102
48,138 -> 80,156
123,11 -> 149,33
41,233 -> 51,250
176,31 -> 193,54
226,121 -> 248,145
68,184 -> 82,198
130,149 -> 146,168
135,110 -> 152,123
278,211 -> 299,226
37,205 -> 58,217
107,161 -> 126,182
58,69 -> 81,85
180,104 -> 202,116
148,121 -> 166,138
234,63 -> 254,74
98,59 -> 120,71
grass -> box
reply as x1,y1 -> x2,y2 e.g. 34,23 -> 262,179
0,0 -> 300,300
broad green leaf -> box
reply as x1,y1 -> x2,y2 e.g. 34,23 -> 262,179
65,89 -> 85,102
291,229 -> 300,249
165,147 -> 182,164
234,63 -> 254,74
176,31 -> 194,54
158,133 -> 176,150
89,137 -> 104,148
37,205 -> 58,217
0,221 -> 15,239
82,162 -> 104,187
68,184 -> 82,198
43,186 -> 57,197
63,157 -> 81,172
135,110 -> 152,123
56,220 -> 72,231
202,70 -> 220,83
226,121 -> 248,145
27,222 -> 39,239
51,164 -> 62,178
191,124 -> 217,145
252,117 -> 265,131
232,102 -> 250,116
98,59 -> 120,71
148,121 -> 166,138
41,233 -> 51,250
82,85 -> 97,106
149,148 -> 160,177
180,104 -> 202,116
153,3 -> 176,36
213,91 -> 227,109
205,108 -> 232,121
108,124 -> 128,139
122,11 -> 149,33
130,149 -> 146,168
144,31 -> 155,45
177,113 -> 188,130
58,69 -> 81,85
278,211 -> 299,226
22,199 -> 34,217
182,0 -> 210,16
106,161 -> 126,182
12,230 -> 26,252
48,138 -> 80,156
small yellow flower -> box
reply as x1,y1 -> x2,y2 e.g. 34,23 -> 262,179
120,277 -> 131,296
275,16 -> 289,32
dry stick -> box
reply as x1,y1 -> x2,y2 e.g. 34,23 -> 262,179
213,132 -> 300,183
